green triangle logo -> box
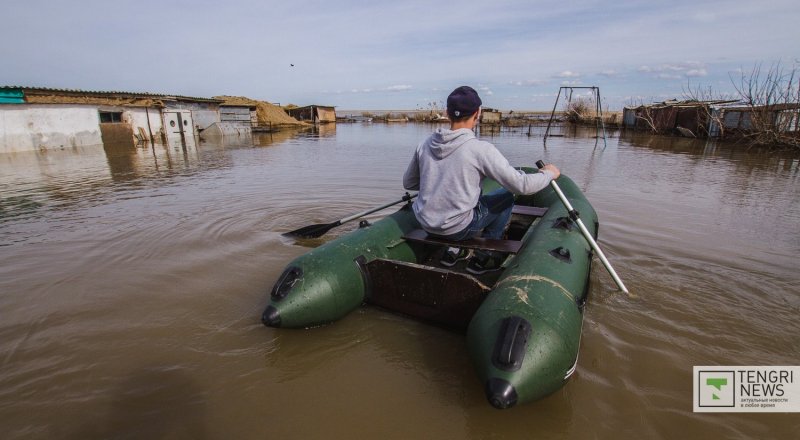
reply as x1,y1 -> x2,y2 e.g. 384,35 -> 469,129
706,378 -> 727,391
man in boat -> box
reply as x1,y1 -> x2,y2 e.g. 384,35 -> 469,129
402,85 -> 560,274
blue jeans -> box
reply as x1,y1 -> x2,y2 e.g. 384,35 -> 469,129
434,188 -> 514,241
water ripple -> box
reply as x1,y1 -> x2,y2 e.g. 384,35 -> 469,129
1,126 -> 799,438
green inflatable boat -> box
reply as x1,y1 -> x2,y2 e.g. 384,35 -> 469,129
262,167 -> 598,409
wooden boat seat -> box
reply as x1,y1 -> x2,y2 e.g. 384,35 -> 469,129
510,205 -> 548,217
403,229 -> 523,253
402,205 -> 548,254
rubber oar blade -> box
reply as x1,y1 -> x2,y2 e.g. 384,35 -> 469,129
282,221 -> 340,239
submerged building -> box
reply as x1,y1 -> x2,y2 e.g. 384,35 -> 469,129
286,105 -> 336,123
479,107 -> 502,125
0,86 -> 235,153
622,99 -> 800,139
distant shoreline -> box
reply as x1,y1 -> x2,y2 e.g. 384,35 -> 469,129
335,109 -> 624,126
337,109 -> 553,114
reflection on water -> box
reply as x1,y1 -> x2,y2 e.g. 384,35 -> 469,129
0,128 -> 314,235
0,124 -> 799,438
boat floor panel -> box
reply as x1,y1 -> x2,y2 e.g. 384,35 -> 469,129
364,258 -> 490,332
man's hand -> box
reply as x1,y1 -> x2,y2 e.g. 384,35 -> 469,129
542,164 -> 561,180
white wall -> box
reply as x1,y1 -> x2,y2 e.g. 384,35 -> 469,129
124,107 -> 164,142
200,122 -> 253,138
190,109 -> 218,131
219,106 -> 252,125
166,102 -> 219,131
0,103 -> 220,153
0,104 -> 103,153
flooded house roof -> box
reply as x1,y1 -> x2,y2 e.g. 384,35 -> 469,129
623,98 -> 800,136
286,105 -> 337,123
213,96 -> 260,110
0,86 -> 223,107
626,99 -> 800,113
287,104 -> 336,111
624,99 -> 738,110
709,101 -> 800,112
621,99 -> 734,134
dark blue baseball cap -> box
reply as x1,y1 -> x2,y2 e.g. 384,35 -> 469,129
447,86 -> 482,119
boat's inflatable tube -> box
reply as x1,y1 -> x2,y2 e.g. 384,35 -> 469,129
467,175 -> 596,408
262,169 -> 598,408
263,206 -> 419,328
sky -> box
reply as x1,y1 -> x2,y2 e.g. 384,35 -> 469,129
2,0 -> 799,111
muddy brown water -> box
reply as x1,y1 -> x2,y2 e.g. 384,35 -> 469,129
1,124 -> 799,439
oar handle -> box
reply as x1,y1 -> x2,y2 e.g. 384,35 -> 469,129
339,192 -> 417,224
537,161 -> 629,294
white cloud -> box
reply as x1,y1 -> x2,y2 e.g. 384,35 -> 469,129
662,64 -> 688,72
555,71 -> 580,78
686,69 -> 708,77
639,62 -> 709,80
597,70 -> 618,77
509,79 -> 546,86
477,85 -> 494,96
386,84 -> 412,92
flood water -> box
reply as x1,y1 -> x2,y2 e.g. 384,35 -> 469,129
1,123 -> 799,439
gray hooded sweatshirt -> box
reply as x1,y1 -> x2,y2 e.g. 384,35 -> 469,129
403,127 -> 554,236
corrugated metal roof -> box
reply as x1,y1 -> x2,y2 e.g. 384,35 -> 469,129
0,86 -> 223,103
628,99 -> 739,110
219,103 -> 257,108
0,88 -> 25,104
287,104 -> 336,110
710,101 -> 800,111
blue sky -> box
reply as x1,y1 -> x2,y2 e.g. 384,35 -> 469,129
2,0 -> 798,110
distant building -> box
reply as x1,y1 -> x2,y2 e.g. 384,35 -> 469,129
708,102 -> 800,138
0,86 -> 224,153
623,99 -> 800,138
622,100 -> 735,137
202,103 -> 258,137
480,108 -> 502,125
286,105 -> 336,123
219,104 -> 257,126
